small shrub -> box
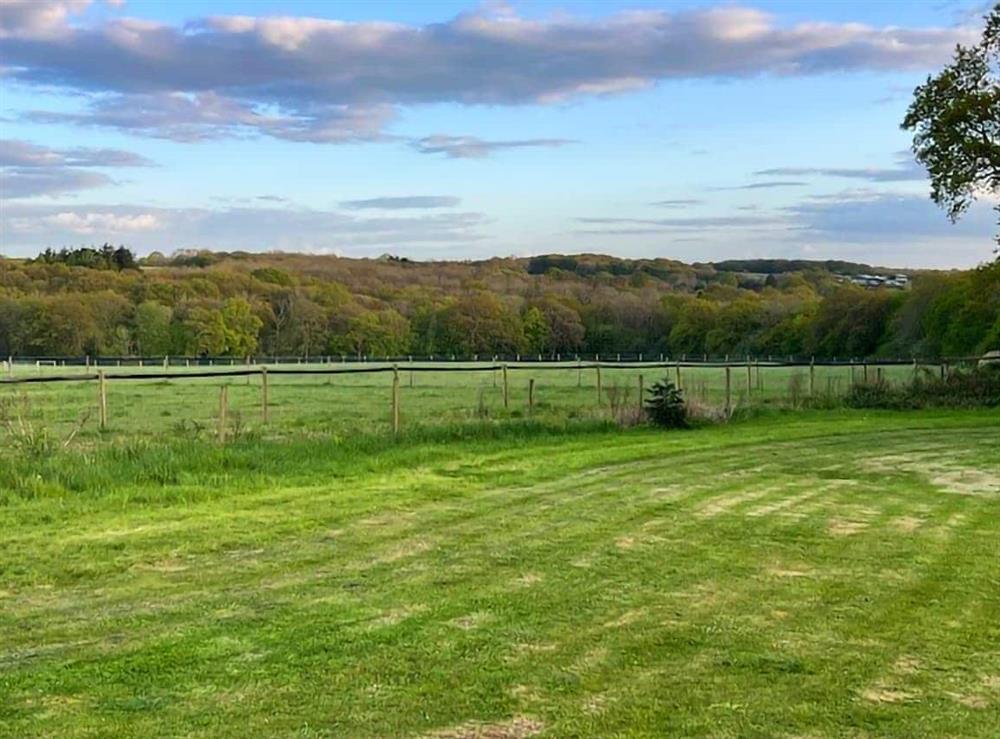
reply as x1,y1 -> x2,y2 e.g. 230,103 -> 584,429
644,378 -> 688,428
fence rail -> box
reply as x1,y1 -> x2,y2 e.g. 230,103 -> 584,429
0,355 -> 983,385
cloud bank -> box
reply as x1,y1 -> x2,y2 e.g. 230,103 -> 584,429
1,201 -> 488,255
0,138 -> 152,198
0,1 -> 977,143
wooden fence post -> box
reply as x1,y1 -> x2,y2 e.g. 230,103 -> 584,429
261,367 -> 269,424
675,360 -> 682,390
724,365 -> 732,417
98,370 -> 108,431
809,357 -> 816,397
637,374 -> 644,414
502,363 -> 509,410
392,364 -> 400,436
596,364 -> 602,406
528,378 -> 535,415
745,356 -> 752,400
218,385 -> 229,443
863,361 -> 869,383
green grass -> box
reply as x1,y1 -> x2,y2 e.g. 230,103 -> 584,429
3,360 -> 927,442
2,409 -> 999,737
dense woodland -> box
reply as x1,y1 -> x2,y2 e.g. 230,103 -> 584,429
0,248 -> 997,360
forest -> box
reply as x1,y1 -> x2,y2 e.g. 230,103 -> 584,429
0,248 -> 997,360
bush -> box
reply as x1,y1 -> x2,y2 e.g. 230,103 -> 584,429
846,365 -> 1000,409
644,378 -> 689,428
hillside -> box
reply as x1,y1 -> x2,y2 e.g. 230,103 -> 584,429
0,250 -> 996,359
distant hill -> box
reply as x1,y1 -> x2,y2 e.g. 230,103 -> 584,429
1,250 -> 995,359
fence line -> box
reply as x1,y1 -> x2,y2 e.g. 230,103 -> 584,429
0,356 -> 981,441
0,356 -> 976,386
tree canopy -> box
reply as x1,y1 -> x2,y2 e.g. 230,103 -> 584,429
903,3 -> 1000,254
0,250 -> 996,359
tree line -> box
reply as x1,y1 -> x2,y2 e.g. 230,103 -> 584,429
0,250 -> 997,360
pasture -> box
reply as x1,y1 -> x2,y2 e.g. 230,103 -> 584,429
2,410 -> 998,737
1,359 -> 930,441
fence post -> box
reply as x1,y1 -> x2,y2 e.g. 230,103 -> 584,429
409,356 -> 414,388
261,367 -> 269,424
98,370 -> 108,431
596,364 -> 602,406
502,363 -> 509,410
675,360 -> 682,390
392,364 -> 400,436
724,365 -> 732,417
528,378 -> 535,415
218,385 -> 229,443
577,358 -> 582,387
863,361 -> 869,383
809,357 -> 816,397
746,356 -> 752,400
637,374 -> 644,414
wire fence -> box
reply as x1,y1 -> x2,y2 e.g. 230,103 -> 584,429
0,355 -> 983,446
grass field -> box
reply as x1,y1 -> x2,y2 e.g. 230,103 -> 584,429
2,360 -> 931,441
2,410 -> 998,737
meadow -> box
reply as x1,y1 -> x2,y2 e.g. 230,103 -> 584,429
1,359 -> 930,442
1,409 -> 998,737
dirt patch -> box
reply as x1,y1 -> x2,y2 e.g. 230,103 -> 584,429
863,454 -> 1000,497
510,573 -> 543,589
746,489 -> 822,518
828,518 -> 869,537
132,557 -> 191,573
603,609 -> 646,628
695,488 -> 773,518
955,694 -> 989,709
374,538 -> 433,565
449,612 -> 491,631
862,686 -> 917,704
929,468 -> 1000,497
615,536 -> 635,550
369,605 -> 427,629
768,567 -> 813,579
891,656 -> 921,674
423,716 -> 543,739
890,516 -> 923,534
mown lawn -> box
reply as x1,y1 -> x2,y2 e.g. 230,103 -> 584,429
1,410 -> 999,737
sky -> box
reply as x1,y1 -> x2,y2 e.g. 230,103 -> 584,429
0,0 -> 997,268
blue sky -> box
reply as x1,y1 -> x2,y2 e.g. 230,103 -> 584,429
1,0 -> 996,267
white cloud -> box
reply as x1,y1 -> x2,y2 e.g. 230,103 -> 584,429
411,135 -> 575,158
1,202 -> 488,255
0,4 -> 978,142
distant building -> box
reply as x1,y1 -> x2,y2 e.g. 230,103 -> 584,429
838,273 -> 910,290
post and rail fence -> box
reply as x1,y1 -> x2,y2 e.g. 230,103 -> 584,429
0,354 -> 987,440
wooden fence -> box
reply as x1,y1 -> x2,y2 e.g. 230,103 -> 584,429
0,357 -> 975,440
